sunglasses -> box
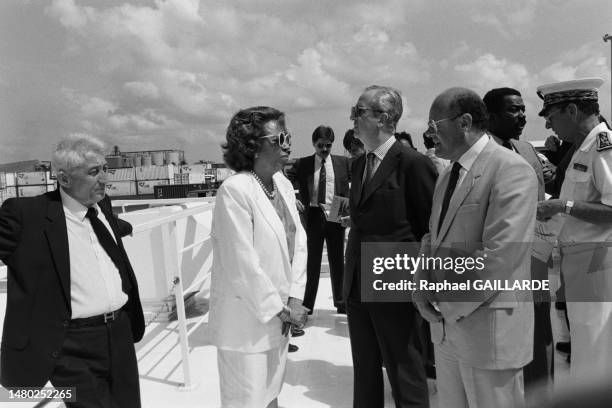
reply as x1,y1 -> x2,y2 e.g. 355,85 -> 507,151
260,131 -> 292,149
350,105 -> 383,120
316,143 -> 332,149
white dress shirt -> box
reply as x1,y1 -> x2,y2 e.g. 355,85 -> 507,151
311,154 -> 335,214
446,133 -> 489,192
60,189 -> 128,318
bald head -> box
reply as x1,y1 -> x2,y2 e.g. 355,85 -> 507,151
428,87 -> 489,161
432,87 -> 489,131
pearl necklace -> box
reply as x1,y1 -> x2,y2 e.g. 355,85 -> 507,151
250,171 -> 276,199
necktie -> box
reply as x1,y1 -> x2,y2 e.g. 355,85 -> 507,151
364,152 -> 375,184
317,159 -> 326,204
438,162 -> 462,233
86,207 -> 128,289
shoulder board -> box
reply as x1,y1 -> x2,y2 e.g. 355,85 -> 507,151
597,132 -> 612,152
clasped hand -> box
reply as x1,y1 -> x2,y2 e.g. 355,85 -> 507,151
279,297 -> 310,336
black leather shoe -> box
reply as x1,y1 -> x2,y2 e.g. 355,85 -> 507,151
291,327 -> 305,337
336,306 -> 347,315
425,364 -> 436,379
288,344 -> 299,353
556,341 -> 571,354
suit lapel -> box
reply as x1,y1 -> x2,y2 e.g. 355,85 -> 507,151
254,174 -> 290,264
360,141 -> 401,205
303,155 -> 315,204
434,141 -> 494,245
352,154 -> 366,206
331,155 -> 341,196
43,191 -> 71,311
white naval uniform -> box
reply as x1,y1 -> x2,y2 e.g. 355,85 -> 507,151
558,122 -> 612,378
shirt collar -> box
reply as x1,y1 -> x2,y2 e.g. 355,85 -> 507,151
456,134 -> 489,172
315,154 -> 329,165
579,122 -> 608,152
60,188 -> 100,222
368,135 -> 395,161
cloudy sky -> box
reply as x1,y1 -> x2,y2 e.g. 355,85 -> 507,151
1,0 -> 611,164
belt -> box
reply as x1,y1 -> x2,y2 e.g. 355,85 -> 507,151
69,309 -> 123,329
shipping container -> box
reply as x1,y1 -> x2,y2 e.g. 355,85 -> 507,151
135,165 -> 176,181
5,172 -> 16,187
1,187 -> 17,200
17,185 -> 48,197
47,184 -> 57,192
16,171 -> 47,186
0,173 -> 5,189
106,167 -> 136,182
105,181 -> 137,196
136,179 -> 170,195
180,164 -> 211,174
186,172 -> 208,184
153,183 -> 219,199
174,173 -> 189,185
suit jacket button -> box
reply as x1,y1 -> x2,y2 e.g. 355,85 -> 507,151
51,351 -> 60,358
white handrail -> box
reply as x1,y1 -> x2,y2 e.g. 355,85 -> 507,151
125,199 -> 214,389
130,204 -> 215,234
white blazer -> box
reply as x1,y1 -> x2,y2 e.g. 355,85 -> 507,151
208,171 -> 307,352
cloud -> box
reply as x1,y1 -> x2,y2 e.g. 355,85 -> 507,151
471,0 -> 537,39
454,53 -> 530,92
43,0 -> 431,123
62,88 -> 179,133
538,43 -> 610,82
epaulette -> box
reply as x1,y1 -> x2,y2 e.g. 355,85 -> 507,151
596,131 -> 612,152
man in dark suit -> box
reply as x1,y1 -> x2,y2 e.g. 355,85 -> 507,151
290,125 -> 350,315
0,134 -> 145,407
483,87 -> 553,398
343,85 -> 436,407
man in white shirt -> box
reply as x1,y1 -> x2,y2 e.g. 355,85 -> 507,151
0,134 -> 144,407
290,126 -> 351,315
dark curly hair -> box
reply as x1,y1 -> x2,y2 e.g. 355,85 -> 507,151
222,106 -> 286,171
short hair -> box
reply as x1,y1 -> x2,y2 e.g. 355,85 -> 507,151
395,131 -> 415,149
364,85 -> 403,133
51,133 -> 107,174
446,89 -> 489,131
312,125 -> 335,143
223,106 -> 285,171
343,129 -> 363,150
483,87 -> 522,114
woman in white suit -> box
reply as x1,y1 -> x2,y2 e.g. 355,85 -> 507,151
209,106 -> 309,407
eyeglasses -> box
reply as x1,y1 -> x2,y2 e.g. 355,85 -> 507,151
350,105 -> 383,120
260,131 -> 292,149
427,113 -> 463,135
316,143 -> 332,149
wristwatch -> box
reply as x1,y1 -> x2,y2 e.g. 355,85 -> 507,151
564,200 -> 574,215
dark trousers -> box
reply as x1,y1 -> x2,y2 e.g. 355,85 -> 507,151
346,297 -> 429,408
50,311 -> 141,408
303,207 -> 345,310
524,302 -> 552,393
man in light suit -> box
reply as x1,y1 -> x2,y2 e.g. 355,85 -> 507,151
344,85 -> 436,407
290,125 -> 350,314
484,87 -> 553,396
0,134 -> 145,407
414,88 -> 538,408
